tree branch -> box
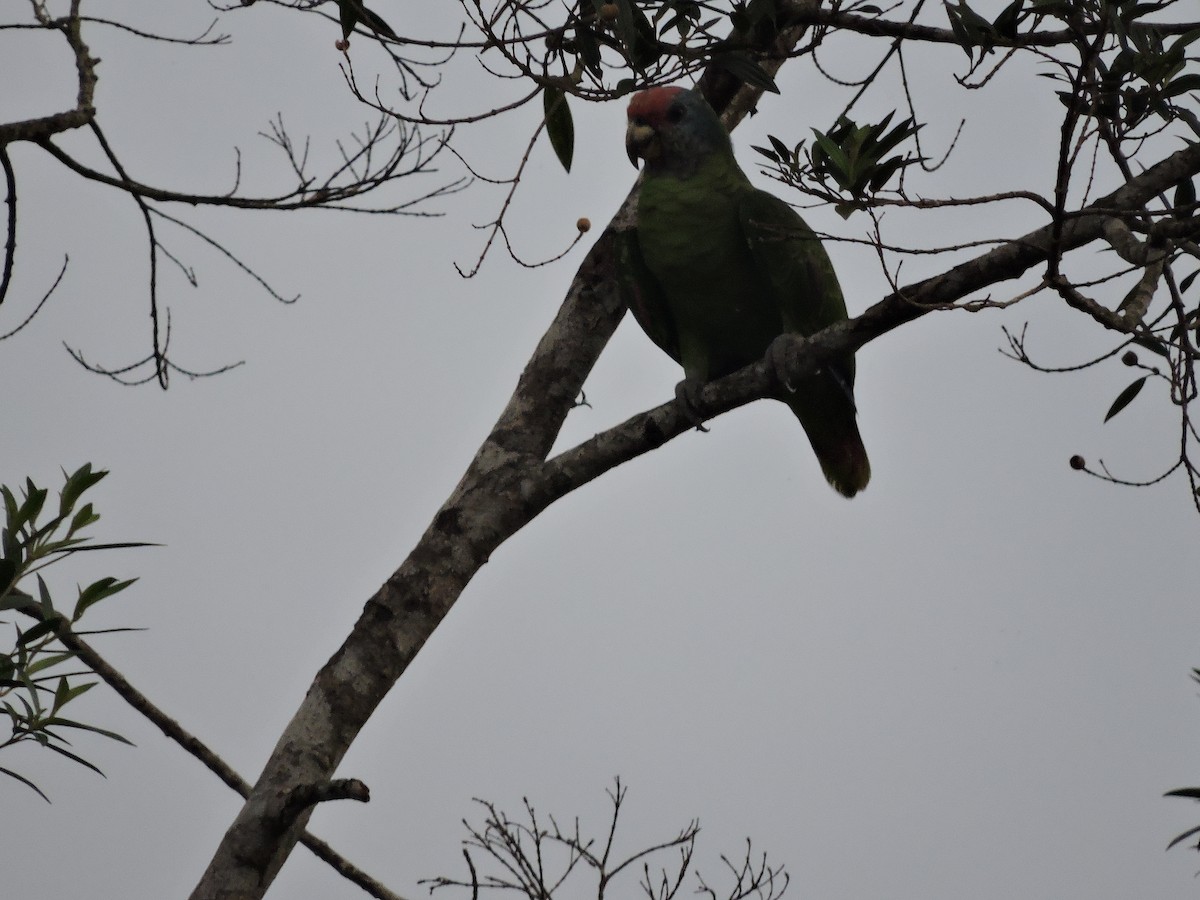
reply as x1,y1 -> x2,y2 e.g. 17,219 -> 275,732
0,0 -> 97,145
44,622 -> 409,900
185,6 -> 823,894
187,7 -> 1200,898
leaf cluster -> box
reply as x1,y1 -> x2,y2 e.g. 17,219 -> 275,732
754,113 -> 922,217
0,465 -> 147,800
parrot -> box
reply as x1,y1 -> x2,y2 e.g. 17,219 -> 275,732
620,86 -> 870,497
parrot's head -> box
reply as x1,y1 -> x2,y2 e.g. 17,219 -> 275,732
625,87 -> 732,176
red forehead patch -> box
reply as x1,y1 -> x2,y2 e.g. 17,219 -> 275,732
627,86 -> 685,122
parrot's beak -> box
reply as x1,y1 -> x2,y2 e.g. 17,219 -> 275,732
625,122 -> 656,167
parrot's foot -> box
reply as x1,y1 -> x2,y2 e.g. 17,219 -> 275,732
767,333 -> 803,393
674,378 -> 710,432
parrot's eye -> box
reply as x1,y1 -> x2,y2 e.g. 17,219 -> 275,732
632,115 -> 647,127
667,104 -> 685,123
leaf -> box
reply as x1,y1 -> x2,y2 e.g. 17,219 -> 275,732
1165,787 -> 1200,800
1167,822 -> 1200,850
356,4 -> 397,40
58,464 -> 105,520
810,129 -> 851,181
573,25 -> 602,77
0,589 -> 33,612
752,144 -> 779,163
44,742 -> 106,776
712,52 -> 780,93
37,573 -> 53,614
337,0 -> 358,40
17,617 -> 58,646
69,503 -> 98,534
615,0 -> 660,70
543,87 -> 574,174
73,576 -> 137,622
768,133 -> 790,161
1175,176 -> 1196,219
1104,375 -> 1147,422
41,716 -> 134,745
1163,74 -> 1200,100
0,765 -> 49,802
25,652 -> 73,676
1179,270 -> 1198,294
1130,335 -> 1169,358
22,480 -> 47,528
993,0 -> 1024,39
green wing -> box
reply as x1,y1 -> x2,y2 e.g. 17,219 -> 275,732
615,224 -> 680,363
738,189 -> 870,497
738,189 -> 849,349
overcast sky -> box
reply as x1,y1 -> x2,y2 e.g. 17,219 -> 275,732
4,2 -> 1200,899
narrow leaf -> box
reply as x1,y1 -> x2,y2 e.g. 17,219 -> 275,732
58,464 -> 105,519
543,87 -> 575,173
42,717 -> 134,745
1104,376 -> 1147,422
712,52 -> 780,93
73,576 -> 137,621
357,5 -> 397,40
338,0 -> 359,39
1167,823 -> 1200,850
44,742 -> 106,776
0,765 -> 50,801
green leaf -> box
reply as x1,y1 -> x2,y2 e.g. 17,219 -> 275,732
1174,176 -> 1196,219
615,0 -> 660,70
58,464 -> 105,520
543,87 -> 574,174
993,0 -> 1024,39
753,144 -> 779,163
23,480 -> 47,528
69,503 -> 98,534
712,52 -> 780,93
0,556 -> 16,593
41,716 -> 133,745
0,592 -> 32,614
1104,375 -> 1147,422
767,134 -> 791,161
37,574 -> 53,615
17,617 -> 58,646
2,486 -> 18,527
52,676 -> 71,713
25,652 -> 73,676
573,24 -> 602,77
810,129 -> 852,181
44,742 -> 105,776
73,576 -> 137,622
0,765 -> 49,801
1163,74 -> 1200,100
1167,822 -> 1200,850
1179,270 -> 1198,294
1130,335 -> 1169,358
356,4 -> 397,40
338,0 -> 359,39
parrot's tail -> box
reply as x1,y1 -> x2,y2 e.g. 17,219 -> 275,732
786,388 -> 871,498
810,428 -> 871,498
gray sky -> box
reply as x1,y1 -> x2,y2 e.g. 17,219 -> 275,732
4,2 -> 1200,898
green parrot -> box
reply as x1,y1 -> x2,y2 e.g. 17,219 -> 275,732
620,86 -> 870,497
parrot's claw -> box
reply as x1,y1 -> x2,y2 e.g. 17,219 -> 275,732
767,334 -> 801,393
675,378 -> 710,432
